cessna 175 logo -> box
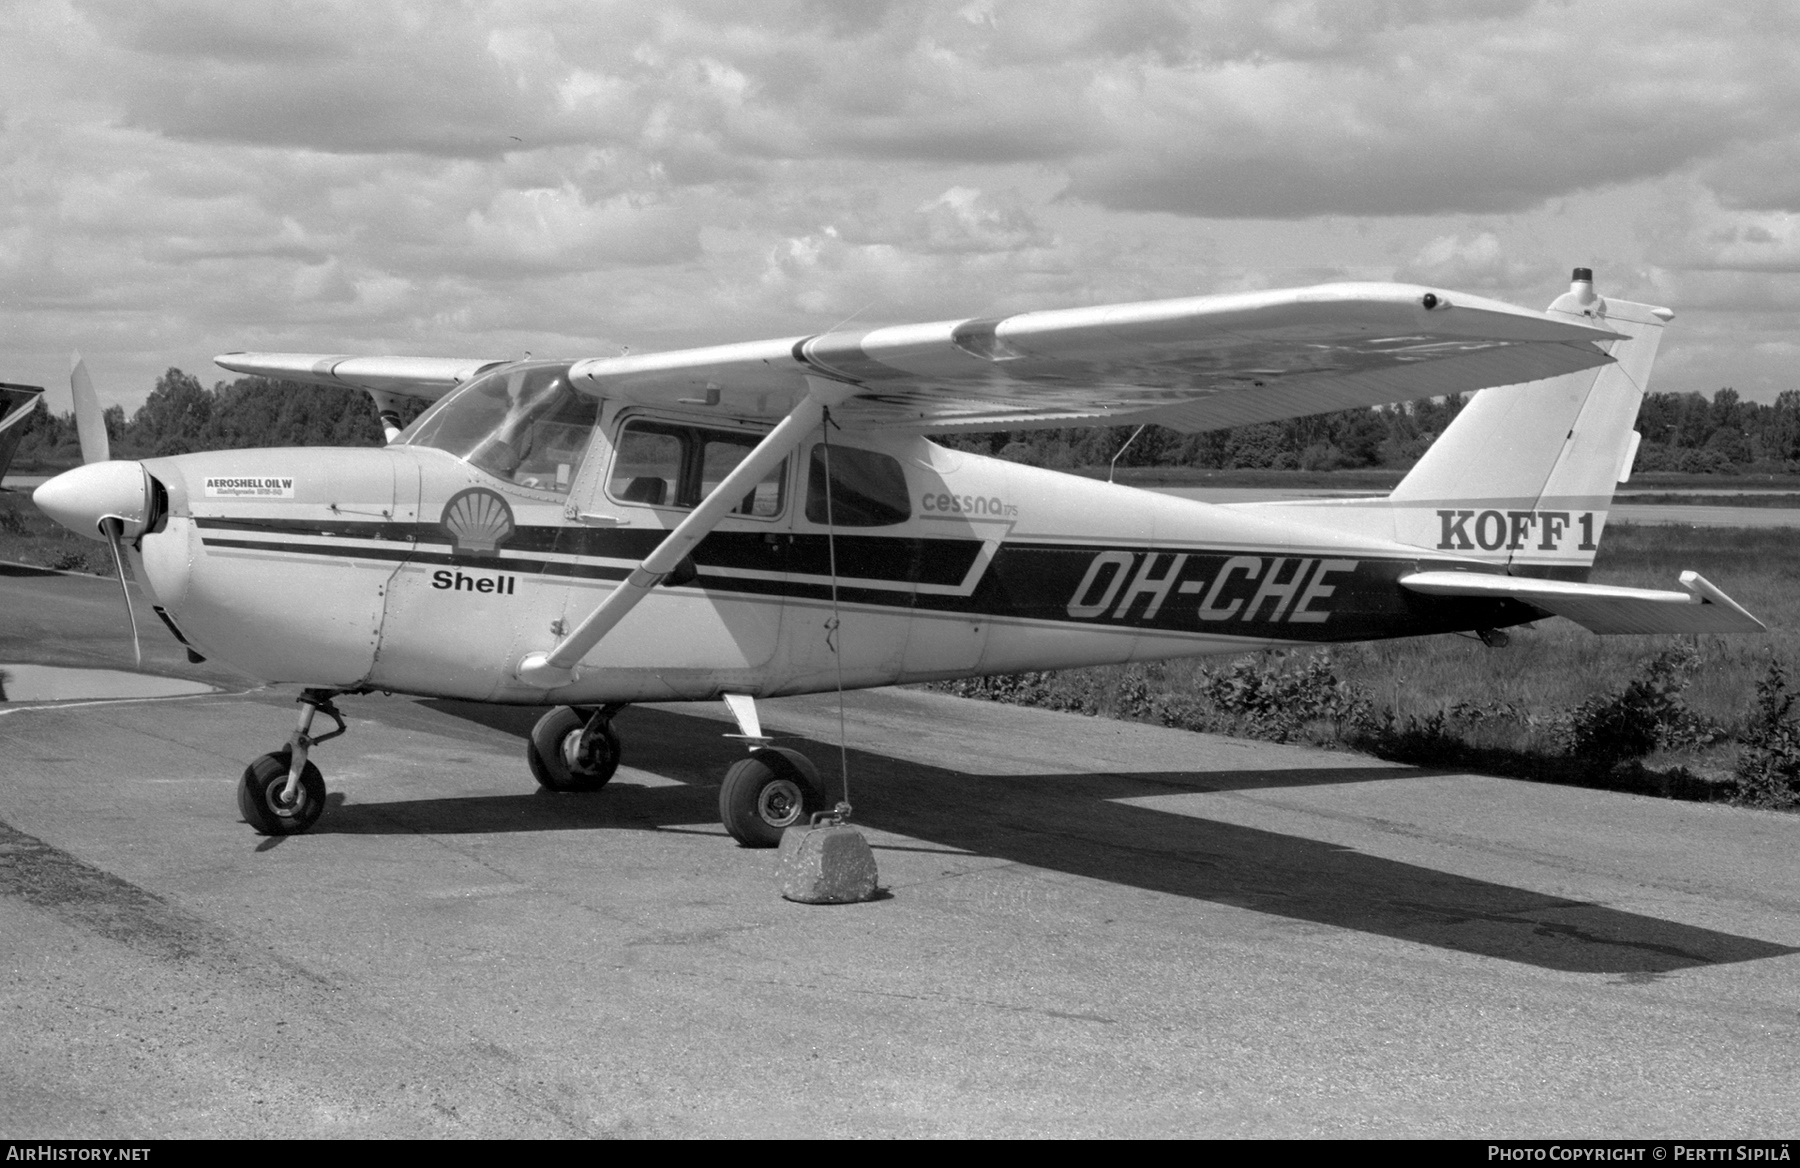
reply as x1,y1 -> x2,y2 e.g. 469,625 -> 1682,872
1065,552 -> 1359,625
1435,509 -> 1598,552
919,491 -> 1017,518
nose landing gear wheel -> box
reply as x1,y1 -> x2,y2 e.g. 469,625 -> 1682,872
719,747 -> 826,848
528,705 -> 622,792
239,751 -> 326,835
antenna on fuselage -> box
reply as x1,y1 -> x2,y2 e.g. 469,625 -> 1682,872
1108,424 -> 1147,483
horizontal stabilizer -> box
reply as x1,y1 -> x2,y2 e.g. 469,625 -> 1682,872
1399,570 -> 1765,635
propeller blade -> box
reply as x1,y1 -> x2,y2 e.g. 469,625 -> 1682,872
70,353 -> 110,465
100,517 -> 142,669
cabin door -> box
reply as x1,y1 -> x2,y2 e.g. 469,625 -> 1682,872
571,411 -> 790,674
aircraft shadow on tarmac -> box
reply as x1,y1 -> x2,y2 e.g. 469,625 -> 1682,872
311,701 -> 1799,978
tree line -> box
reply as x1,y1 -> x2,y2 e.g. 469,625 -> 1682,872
929,384 -> 1800,475
11,366 -> 1800,475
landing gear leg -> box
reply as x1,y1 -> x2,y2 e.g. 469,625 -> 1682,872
239,688 -> 345,835
528,703 -> 624,792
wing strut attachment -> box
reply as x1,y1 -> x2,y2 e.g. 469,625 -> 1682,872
514,379 -> 854,689
367,391 -> 406,443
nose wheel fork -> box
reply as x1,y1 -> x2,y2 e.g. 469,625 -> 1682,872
239,689 -> 347,835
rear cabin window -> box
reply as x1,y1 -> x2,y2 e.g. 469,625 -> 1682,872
805,446 -> 910,527
607,419 -> 786,517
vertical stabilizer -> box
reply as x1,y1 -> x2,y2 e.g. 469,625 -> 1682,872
1384,269 -> 1670,577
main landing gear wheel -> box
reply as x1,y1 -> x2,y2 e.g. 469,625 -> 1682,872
239,751 -> 326,835
719,747 -> 827,848
528,705 -> 622,792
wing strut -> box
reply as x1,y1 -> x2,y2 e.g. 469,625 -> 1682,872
514,379 -> 853,689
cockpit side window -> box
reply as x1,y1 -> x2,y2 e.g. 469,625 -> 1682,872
398,362 -> 597,495
607,419 -> 786,518
805,445 -> 910,527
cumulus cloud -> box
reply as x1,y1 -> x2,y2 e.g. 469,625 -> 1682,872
458,187 -> 702,272
907,187 -> 1053,253
790,185 -> 1056,258
1676,211 -> 1800,275
39,1 -> 1800,214
6,0 -> 1800,407
1063,3 -> 1800,218
1703,138 -> 1800,213
1624,187 -> 1800,336
1396,232 -> 1557,291
81,3 -> 632,159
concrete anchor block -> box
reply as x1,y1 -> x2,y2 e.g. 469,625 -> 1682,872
777,823 -> 879,904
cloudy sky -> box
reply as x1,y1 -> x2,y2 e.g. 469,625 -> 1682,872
4,0 -> 1798,414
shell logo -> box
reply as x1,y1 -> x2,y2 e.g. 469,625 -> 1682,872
440,488 -> 516,556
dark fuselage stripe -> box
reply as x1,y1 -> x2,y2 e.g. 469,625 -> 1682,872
193,517 -> 982,587
197,525 -> 1541,642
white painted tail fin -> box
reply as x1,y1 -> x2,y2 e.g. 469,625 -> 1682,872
1384,269 -> 1671,575
1221,270 -> 1671,579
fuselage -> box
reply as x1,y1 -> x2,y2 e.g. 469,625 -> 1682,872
115,395 -> 1531,705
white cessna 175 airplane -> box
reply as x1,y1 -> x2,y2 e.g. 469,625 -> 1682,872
32,268 -> 1764,845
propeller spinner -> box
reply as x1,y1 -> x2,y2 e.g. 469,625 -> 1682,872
31,355 -> 153,667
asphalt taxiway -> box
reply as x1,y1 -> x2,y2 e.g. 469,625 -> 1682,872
3,564 -> 1799,1137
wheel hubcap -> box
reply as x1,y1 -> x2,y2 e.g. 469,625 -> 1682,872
756,778 -> 804,827
267,780 -> 302,817
560,731 -> 586,773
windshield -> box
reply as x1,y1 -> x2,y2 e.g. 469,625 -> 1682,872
398,361 -> 599,494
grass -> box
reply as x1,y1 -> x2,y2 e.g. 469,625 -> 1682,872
1617,493 -> 1800,507
0,488 -> 118,575
1338,525 -> 1797,737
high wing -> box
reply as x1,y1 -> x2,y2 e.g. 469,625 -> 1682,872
1399,571 -> 1766,636
215,281 -> 1619,432
567,282 -> 1620,433
213,353 -> 507,403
